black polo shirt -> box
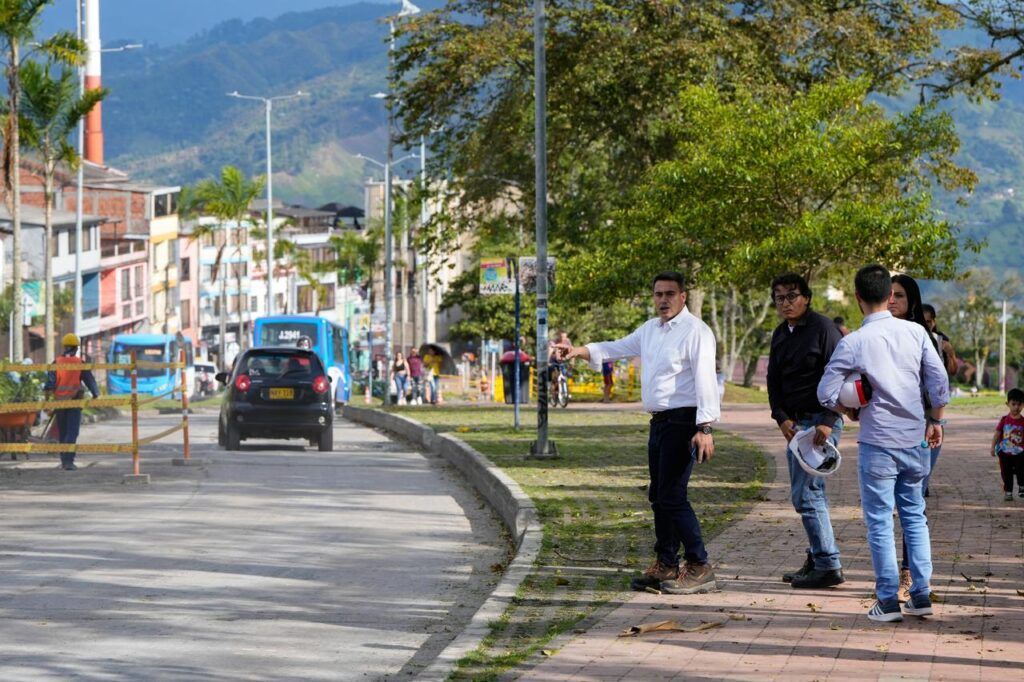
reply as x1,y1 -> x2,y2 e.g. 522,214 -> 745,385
766,309 -> 842,427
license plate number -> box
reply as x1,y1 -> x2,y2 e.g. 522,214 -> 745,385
269,388 -> 295,400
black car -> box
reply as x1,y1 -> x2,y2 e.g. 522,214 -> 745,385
217,347 -> 334,451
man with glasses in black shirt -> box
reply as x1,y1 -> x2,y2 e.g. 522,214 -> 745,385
767,273 -> 845,589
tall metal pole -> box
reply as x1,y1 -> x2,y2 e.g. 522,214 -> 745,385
383,20 -> 396,407
420,134 -> 429,346
512,258 -> 521,430
73,0 -> 85,338
265,98 -> 275,317
1000,299 -> 1008,393
530,0 -> 556,457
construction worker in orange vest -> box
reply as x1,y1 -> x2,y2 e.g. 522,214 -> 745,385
44,333 -> 99,471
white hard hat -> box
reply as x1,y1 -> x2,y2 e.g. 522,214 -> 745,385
788,428 -> 842,477
839,372 -> 872,409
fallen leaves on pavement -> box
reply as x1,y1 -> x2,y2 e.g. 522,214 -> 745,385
619,619 -> 726,637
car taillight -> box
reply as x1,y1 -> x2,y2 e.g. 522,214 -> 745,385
312,375 -> 329,394
234,374 -> 251,392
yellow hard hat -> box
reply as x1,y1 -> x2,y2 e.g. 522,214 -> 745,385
62,332 -> 80,347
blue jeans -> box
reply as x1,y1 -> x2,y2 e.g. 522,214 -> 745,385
787,415 -> 843,571
902,444 -> 940,569
648,412 -> 707,567
859,442 -> 932,603
56,408 -> 83,467
394,374 -> 408,399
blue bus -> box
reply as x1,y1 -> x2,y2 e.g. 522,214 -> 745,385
252,315 -> 352,405
107,334 -> 195,398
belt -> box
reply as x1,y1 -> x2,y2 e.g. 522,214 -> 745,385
649,406 -> 697,423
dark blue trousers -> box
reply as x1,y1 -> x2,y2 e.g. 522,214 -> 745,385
648,411 -> 707,567
56,408 -> 82,467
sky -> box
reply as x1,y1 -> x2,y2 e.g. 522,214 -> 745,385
39,0 -> 393,47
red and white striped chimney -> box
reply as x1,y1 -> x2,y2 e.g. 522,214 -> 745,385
84,0 -> 104,165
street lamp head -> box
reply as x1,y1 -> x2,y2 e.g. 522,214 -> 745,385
397,0 -> 421,18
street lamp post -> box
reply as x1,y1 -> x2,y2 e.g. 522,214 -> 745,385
530,0 -> 557,458
226,89 -> 306,318
369,0 -> 420,406
356,151 -> 419,406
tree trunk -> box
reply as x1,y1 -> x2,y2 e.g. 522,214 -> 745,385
743,355 -> 759,388
43,165 -> 54,362
975,349 -> 988,389
687,287 -> 704,317
9,40 -> 22,359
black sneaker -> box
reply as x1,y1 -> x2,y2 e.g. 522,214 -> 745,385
783,554 -> 814,583
791,568 -> 845,589
867,599 -> 903,622
62,463 -> 78,471
903,592 -> 933,617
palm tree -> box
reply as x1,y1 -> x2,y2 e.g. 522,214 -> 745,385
189,166 -> 265,364
0,0 -> 80,359
21,58 -> 106,361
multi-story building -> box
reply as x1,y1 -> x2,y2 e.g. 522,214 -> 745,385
0,205 -> 105,359
195,216 -> 254,367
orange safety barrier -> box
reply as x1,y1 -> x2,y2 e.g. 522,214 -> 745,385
0,351 -> 193,478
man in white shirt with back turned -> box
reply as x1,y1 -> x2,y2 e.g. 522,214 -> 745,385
555,272 -> 720,595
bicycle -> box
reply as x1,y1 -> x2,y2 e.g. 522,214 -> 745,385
548,363 -> 570,408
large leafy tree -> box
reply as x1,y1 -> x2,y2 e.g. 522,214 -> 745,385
0,0 -> 82,358
21,58 -> 106,362
574,79 -> 974,296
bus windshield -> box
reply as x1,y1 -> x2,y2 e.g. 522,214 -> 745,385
258,322 -> 319,348
111,343 -> 167,377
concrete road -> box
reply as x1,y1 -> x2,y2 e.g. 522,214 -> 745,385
0,410 -> 506,680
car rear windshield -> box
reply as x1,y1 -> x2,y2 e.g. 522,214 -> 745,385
238,352 -> 323,380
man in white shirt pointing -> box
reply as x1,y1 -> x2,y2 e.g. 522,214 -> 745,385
555,272 -> 720,595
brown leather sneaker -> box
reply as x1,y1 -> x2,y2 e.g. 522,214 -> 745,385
630,560 -> 679,591
660,561 -> 717,595
897,568 -> 912,603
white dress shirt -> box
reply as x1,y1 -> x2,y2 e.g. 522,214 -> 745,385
817,311 -> 949,449
585,308 -> 721,424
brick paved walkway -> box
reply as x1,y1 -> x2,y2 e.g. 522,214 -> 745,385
518,404 -> 1024,681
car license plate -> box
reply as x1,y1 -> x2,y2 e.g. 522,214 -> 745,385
269,387 -> 295,400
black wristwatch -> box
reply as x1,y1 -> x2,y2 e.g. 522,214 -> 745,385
697,424 -> 714,435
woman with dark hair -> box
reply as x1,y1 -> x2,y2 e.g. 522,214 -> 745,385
888,273 -> 944,604
888,274 -> 928,326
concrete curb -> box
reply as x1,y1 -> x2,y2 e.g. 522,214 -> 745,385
342,406 -> 541,681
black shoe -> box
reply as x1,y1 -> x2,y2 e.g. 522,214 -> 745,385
62,463 -> 78,471
782,554 -> 814,583
791,568 -> 845,589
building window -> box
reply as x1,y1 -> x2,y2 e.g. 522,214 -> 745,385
297,285 -> 315,313
250,296 -> 258,313
154,192 -> 178,218
121,270 -> 131,301
181,257 -> 190,282
136,299 -> 144,315
213,297 -> 220,316
134,265 -> 144,297
122,303 -> 131,319
67,230 -> 76,255
181,301 -> 191,329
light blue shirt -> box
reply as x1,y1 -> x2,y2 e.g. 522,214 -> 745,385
817,311 -> 949,449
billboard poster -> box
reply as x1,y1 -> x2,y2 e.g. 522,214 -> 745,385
480,257 -> 515,295
518,257 -> 556,294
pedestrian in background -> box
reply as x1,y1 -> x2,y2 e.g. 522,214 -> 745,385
832,316 -> 850,337
392,352 -> 409,405
44,333 -> 99,471
991,387 -> 1024,501
766,273 -> 846,589
818,264 -> 949,622
555,271 -> 720,596
408,347 -> 424,405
